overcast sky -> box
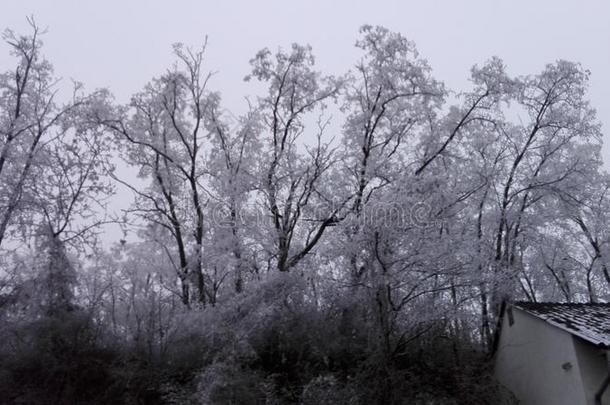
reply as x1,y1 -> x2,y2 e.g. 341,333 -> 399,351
2,0 -> 610,162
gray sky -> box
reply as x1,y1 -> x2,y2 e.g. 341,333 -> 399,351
2,0 -> 610,155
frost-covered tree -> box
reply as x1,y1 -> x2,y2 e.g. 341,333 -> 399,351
246,44 -> 344,273
94,43 -> 218,306
0,19 -> 111,249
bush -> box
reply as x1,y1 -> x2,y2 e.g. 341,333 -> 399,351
0,309 -> 126,404
0,271 -> 507,404
301,374 -> 359,405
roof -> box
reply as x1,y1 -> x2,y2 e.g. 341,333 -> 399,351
514,302 -> 610,348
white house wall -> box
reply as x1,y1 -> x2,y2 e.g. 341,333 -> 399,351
573,336 -> 610,404
494,308 -> 588,405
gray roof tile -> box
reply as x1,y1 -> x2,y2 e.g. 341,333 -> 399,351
514,302 -> 610,347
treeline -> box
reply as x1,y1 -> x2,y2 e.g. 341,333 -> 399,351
0,19 -> 607,404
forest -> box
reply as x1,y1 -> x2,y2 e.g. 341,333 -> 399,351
0,19 -> 608,404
